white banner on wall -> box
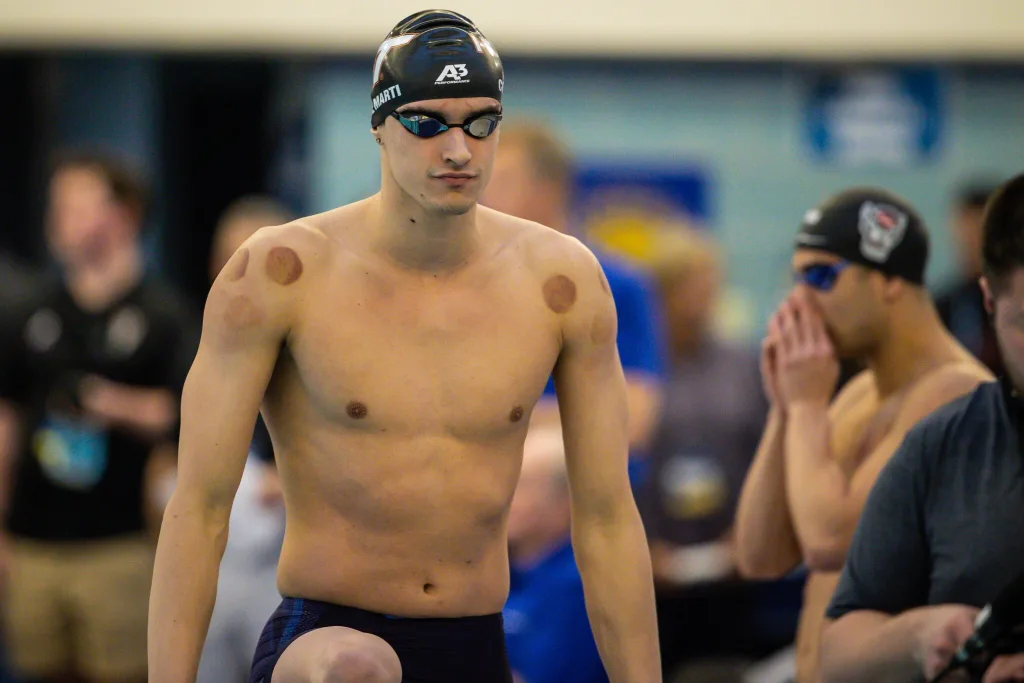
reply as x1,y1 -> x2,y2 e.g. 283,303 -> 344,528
804,68 -> 944,167
1,0 -> 1022,58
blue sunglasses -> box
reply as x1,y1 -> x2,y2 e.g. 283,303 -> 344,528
391,111 -> 502,139
795,260 -> 850,292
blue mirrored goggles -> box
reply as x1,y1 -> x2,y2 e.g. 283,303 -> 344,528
391,111 -> 502,139
795,260 -> 850,292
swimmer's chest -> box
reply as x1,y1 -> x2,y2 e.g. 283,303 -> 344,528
289,265 -> 561,429
829,390 -> 905,474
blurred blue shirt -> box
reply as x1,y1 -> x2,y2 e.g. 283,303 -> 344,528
503,541 -> 609,683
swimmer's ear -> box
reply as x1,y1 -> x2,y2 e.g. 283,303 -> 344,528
371,127 -> 382,146
980,276 -> 995,316
879,274 -> 903,303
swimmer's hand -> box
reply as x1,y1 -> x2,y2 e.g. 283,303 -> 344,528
760,323 -> 783,407
773,291 -> 840,408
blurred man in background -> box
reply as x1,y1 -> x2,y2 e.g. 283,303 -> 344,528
637,226 -> 772,679
0,151 -> 199,683
734,188 -> 991,683
504,425 -> 608,683
481,120 -> 665,477
936,181 -> 1002,375
640,225 -> 764,589
821,172 -> 1024,683
194,196 -> 291,683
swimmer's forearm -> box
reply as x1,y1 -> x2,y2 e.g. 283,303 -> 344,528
573,506 -> 662,683
148,494 -> 229,683
784,402 -> 849,568
734,408 -> 801,578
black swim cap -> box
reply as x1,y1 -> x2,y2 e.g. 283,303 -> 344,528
794,188 -> 930,285
370,10 -> 504,129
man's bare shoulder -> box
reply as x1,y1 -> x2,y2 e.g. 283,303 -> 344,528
899,359 -> 994,424
204,219 -> 333,342
483,208 -> 605,292
828,369 -> 877,418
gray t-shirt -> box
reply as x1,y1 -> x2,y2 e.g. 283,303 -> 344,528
641,339 -> 767,546
828,380 -> 1024,623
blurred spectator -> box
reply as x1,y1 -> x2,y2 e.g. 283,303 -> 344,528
935,181 -> 1002,374
733,188 -> 991,683
0,151 -> 199,683
481,119 -> 666,481
820,173 -> 1024,683
193,195 -> 291,683
503,425 -> 608,683
640,225 -> 765,587
638,225 -> 782,681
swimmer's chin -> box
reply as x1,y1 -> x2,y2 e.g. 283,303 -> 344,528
426,198 -> 479,216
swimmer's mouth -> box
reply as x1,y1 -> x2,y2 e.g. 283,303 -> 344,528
434,172 -> 476,179
434,172 -> 477,187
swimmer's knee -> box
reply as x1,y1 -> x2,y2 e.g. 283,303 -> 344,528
319,635 -> 401,683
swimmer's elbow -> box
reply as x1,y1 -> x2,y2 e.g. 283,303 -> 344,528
163,481 -> 233,535
803,541 -> 847,573
735,551 -> 797,581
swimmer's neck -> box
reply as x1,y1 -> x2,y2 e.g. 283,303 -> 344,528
864,301 -> 963,396
368,193 -> 483,273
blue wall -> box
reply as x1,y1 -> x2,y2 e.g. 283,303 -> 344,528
307,60 -> 1024,336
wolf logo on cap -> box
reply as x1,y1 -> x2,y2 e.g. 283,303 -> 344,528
858,201 -> 908,263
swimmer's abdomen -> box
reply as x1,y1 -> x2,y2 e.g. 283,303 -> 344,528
272,433 -> 520,618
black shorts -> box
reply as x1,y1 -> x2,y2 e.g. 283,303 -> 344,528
249,597 -> 513,683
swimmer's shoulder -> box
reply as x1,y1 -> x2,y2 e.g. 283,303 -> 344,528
203,218 -> 332,342
897,359 -> 995,425
828,369 -> 877,419
482,207 -> 606,292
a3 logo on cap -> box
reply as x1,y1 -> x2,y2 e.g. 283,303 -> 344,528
436,64 -> 470,84
858,201 -> 908,263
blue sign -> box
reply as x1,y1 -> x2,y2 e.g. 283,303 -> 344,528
805,68 -> 944,166
572,161 -> 709,223
567,160 -> 711,264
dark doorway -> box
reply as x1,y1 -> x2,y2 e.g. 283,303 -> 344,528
159,57 -> 274,308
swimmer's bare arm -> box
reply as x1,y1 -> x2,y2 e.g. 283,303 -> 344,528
735,319 -> 805,578
785,369 -> 988,572
735,406 -> 803,578
553,244 -> 661,683
149,230 -> 302,683
532,372 -> 662,450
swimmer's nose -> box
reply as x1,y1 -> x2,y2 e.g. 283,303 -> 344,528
442,128 -> 472,167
